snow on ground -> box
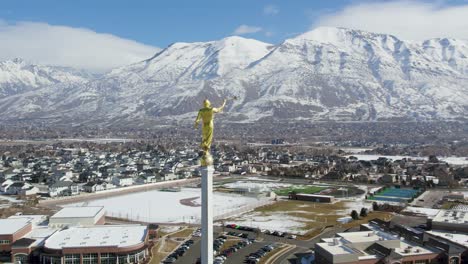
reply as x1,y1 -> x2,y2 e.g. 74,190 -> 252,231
229,211 -> 315,235
159,226 -> 183,234
347,155 -> 468,165
245,177 -> 281,182
339,148 -> 373,154
402,207 -> 440,217
441,157 -> 468,165
369,187 -> 382,193
222,181 -> 292,192
0,195 -> 22,203
66,188 -> 267,224
334,199 -> 373,215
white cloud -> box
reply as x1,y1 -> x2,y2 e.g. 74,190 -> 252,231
264,5 -> 280,15
264,31 -> 274,37
312,1 -> 468,40
233,25 -> 263,35
0,21 -> 160,73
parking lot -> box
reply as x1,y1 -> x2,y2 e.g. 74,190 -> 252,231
225,242 -> 268,264
171,237 -> 201,264
410,190 -> 444,208
162,224 -> 315,264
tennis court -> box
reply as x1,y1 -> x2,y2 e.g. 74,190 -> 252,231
368,188 -> 422,203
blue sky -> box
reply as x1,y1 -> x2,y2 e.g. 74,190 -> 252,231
1,0 -> 467,72
0,0 -> 358,47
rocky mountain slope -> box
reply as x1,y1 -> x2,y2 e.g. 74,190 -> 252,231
0,58 -> 92,98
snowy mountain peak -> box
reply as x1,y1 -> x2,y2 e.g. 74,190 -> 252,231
291,27 -> 400,46
0,59 -> 91,98
0,58 -> 28,69
109,35 -> 272,80
0,27 -> 467,125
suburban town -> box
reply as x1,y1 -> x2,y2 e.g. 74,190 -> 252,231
0,137 -> 468,263
1,0 -> 468,263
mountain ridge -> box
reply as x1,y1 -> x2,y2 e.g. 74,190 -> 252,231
0,27 -> 467,126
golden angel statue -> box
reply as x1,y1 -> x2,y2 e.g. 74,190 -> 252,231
194,98 -> 227,166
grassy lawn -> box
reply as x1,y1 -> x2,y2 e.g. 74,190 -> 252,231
342,211 -> 394,229
168,227 -> 196,238
149,241 -> 164,264
440,201 -> 458,210
298,227 -> 326,241
254,200 -> 346,234
149,227 -> 195,264
161,239 -> 181,253
247,200 -> 393,240
274,186 -> 325,196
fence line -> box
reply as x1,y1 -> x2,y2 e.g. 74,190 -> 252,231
39,178 -> 201,206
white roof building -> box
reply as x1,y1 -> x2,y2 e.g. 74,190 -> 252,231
44,225 -> 147,249
0,218 -> 32,235
430,209 -> 468,233
49,206 -> 105,228
315,230 -> 439,264
8,215 -> 48,227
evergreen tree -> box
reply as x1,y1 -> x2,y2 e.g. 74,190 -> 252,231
351,210 -> 359,220
360,208 -> 368,217
372,202 -> 379,211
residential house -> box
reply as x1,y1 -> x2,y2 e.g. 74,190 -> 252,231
112,176 -> 133,187
82,182 -> 105,193
48,181 -> 79,197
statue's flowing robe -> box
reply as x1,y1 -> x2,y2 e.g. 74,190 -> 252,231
195,107 -> 222,151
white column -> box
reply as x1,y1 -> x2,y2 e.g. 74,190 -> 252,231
200,166 -> 214,264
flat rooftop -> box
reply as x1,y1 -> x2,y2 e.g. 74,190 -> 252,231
337,231 -> 397,244
426,230 -> 468,248
0,218 -> 31,235
296,194 -> 334,198
317,239 -> 358,255
19,227 -> 59,248
432,209 -> 468,224
395,241 -> 436,256
319,231 -> 436,259
51,206 -> 104,218
9,215 -> 48,225
44,225 -> 147,249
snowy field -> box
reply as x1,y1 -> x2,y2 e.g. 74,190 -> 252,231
230,198 -> 370,235
339,148 -> 373,154
0,195 -> 22,203
229,211 -> 316,235
347,154 -> 468,165
66,188 -> 267,223
222,181 -> 292,192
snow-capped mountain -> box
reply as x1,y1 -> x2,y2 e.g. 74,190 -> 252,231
0,27 -> 467,125
0,58 -> 92,98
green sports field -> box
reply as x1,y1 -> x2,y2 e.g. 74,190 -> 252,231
274,186 -> 326,196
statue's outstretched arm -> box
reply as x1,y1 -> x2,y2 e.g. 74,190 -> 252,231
194,111 -> 201,129
213,99 -> 227,113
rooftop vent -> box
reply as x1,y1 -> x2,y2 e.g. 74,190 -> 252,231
333,238 -> 339,245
